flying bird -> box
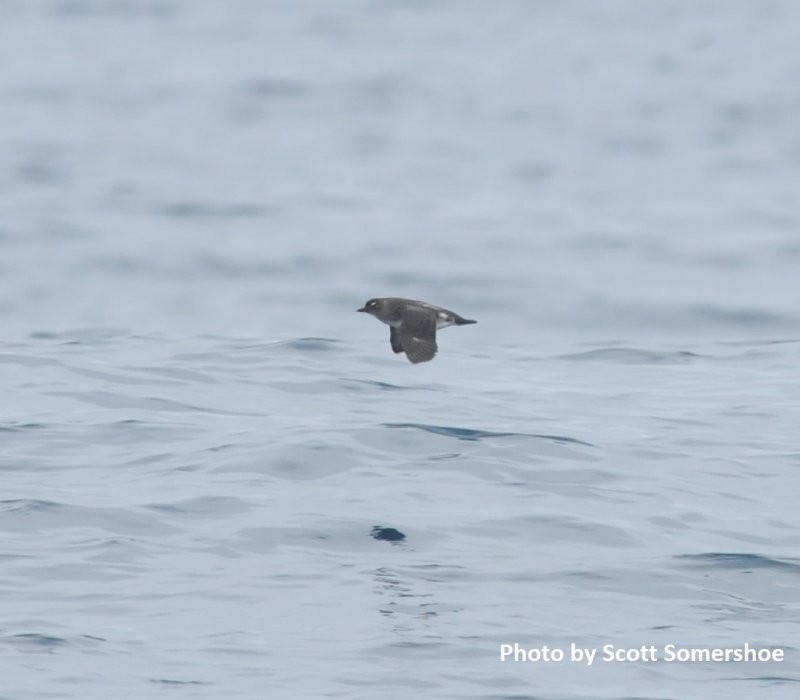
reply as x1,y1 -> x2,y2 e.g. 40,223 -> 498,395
357,297 -> 476,363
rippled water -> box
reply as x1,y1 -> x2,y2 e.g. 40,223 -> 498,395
2,1 -> 800,698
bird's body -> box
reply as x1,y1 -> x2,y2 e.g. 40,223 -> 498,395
357,297 -> 476,363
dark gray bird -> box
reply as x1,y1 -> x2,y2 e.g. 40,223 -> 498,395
357,297 -> 476,363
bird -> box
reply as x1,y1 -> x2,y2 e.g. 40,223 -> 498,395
357,297 -> 476,363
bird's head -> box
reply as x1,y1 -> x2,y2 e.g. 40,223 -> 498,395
356,298 -> 384,316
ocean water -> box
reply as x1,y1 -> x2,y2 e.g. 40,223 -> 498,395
2,1 -> 800,698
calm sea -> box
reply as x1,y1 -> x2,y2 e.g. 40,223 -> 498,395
1,1 -> 799,698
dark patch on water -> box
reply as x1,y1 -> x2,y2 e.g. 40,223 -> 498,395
48,328 -> 129,345
0,422 -> 48,432
343,379 -> 428,392
150,679 -> 209,686
716,338 -> 800,348
384,423 -> 594,447
691,305 -> 794,327
678,553 -> 800,572
372,526 -> 406,543
559,347 -> 701,364
159,201 -> 268,219
0,499 -> 62,513
281,337 -> 338,351
1,633 -> 67,650
206,442 -> 236,452
245,77 -> 308,99
29,331 -> 60,340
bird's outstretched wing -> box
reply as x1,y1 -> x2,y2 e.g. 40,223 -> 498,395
398,308 -> 437,363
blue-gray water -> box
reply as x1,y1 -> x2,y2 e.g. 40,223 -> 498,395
2,1 -> 799,698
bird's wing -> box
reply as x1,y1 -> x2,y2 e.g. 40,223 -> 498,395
399,308 -> 437,363
389,327 -> 404,354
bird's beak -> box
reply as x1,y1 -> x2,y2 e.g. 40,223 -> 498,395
356,307 -> 367,312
